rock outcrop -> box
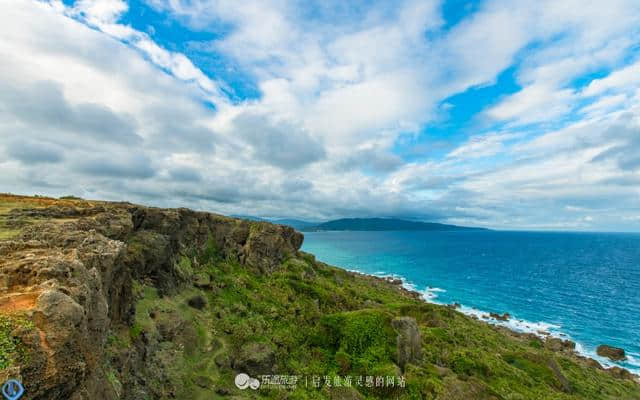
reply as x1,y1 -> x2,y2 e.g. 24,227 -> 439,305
545,337 -> 576,353
597,345 -> 626,361
232,342 -> 276,376
0,200 -> 302,399
489,312 -> 510,321
391,316 -> 421,371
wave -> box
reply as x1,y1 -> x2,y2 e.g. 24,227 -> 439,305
350,269 -> 640,376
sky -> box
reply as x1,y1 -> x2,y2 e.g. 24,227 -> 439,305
1,0 -> 639,231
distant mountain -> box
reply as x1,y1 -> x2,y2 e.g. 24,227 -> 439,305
304,217 -> 487,232
270,219 -> 320,230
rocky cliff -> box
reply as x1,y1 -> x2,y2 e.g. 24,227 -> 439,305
0,195 -> 301,399
0,194 -> 638,400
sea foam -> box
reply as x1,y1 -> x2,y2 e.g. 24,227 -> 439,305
368,271 -> 640,376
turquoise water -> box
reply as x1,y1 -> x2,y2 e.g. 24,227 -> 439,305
302,230 -> 640,373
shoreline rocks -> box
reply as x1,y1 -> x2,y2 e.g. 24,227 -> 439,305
545,337 -> 576,353
489,312 -> 510,321
597,344 -> 626,361
384,276 -> 403,285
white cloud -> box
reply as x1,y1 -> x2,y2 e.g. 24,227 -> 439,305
583,60 -> 640,97
0,0 -> 639,231
447,132 -> 520,159
71,0 -> 128,25
579,93 -> 627,116
64,0 -> 226,103
482,0 -> 640,125
486,84 -> 574,124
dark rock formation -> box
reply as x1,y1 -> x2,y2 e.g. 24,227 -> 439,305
391,316 -> 421,371
597,345 -> 626,361
489,312 -> 510,321
186,295 -> 207,310
384,277 -> 403,285
232,342 -> 276,376
545,337 -> 576,353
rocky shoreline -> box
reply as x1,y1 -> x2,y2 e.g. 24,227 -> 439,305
364,274 -> 639,383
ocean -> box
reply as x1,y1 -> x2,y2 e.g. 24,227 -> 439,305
301,230 -> 640,374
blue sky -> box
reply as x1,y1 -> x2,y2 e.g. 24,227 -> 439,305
1,0 -> 640,230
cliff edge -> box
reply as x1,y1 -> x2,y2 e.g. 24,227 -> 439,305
0,194 -> 638,399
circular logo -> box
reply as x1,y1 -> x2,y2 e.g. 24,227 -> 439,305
1,379 -> 25,400
234,373 -> 251,390
249,377 -> 260,390
235,374 -> 261,390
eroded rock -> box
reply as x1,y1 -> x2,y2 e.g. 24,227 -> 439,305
597,344 -> 626,361
391,316 -> 422,371
0,201 -> 302,399
489,312 -> 510,321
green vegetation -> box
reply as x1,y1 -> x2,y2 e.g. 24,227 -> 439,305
0,197 -> 34,240
112,240 -> 640,399
0,315 -> 33,370
0,194 -> 637,399
0,193 -> 89,239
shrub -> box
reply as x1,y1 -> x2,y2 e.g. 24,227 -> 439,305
0,315 -> 32,370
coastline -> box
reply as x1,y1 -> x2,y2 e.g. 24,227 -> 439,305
2,193 -> 639,398
344,267 -> 640,383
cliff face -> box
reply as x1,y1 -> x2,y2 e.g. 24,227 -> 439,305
1,194 -> 639,400
0,196 -> 302,399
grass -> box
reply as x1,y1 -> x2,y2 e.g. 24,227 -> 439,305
0,193 -> 94,240
0,315 -> 33,370
1,194 -> 637,399
111,238 -> 640,400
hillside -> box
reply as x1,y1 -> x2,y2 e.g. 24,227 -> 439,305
0,194 -> 638,399
305,218 -> 487,232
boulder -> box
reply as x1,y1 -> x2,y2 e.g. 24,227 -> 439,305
233,342 -> 276,375
585,358 -> 603,370
607,366 -> 635,380
545,337 -> 576,353
489,312 -> 510,321
384,277 -> 403,285
187,295 -> 207,310
597,345 -> 626,361
391,316 -> 422,371
193,272 -> 212,289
